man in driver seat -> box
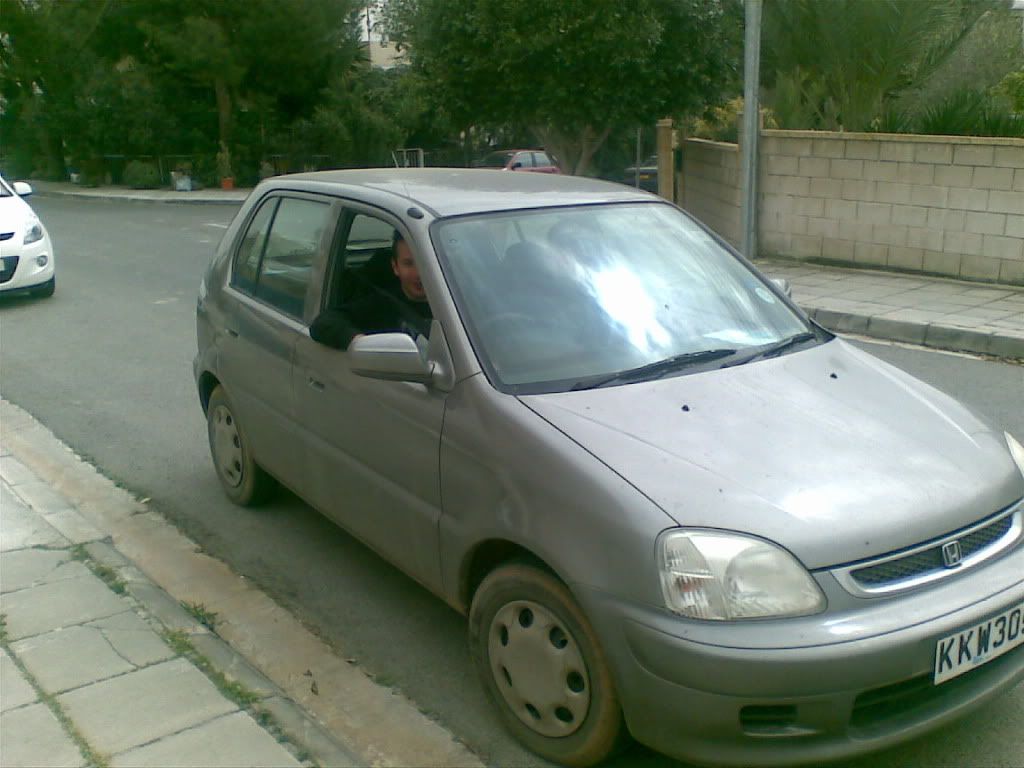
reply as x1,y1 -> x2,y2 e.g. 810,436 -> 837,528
342,231 -> 433,346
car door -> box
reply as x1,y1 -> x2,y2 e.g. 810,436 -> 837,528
532,152 -> 560,174
217,193 -> 335,488
292,205 -> 446,593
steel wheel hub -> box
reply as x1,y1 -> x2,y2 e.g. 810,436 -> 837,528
488,599 -> 591,737
211,404 -> 244,488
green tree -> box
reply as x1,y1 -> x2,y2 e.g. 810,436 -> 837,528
0,0 -> 113,177
762,0 -> 1004,132
386,0 -> 740,175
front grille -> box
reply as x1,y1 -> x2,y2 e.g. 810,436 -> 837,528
853,515 -> 1013,587
0,255 -> 19,283
0,232 -> 14,241
837,501 -> 1022,596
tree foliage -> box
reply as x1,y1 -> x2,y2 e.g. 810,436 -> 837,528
387,0 -> 741,174
0,0 -> 399,182
762,0 -> 1011,132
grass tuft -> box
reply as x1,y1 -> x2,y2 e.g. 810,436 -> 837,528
181,601 -> 219,631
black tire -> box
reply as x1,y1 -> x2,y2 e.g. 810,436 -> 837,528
469,562 -> 628,767
206,385 -> 274,506
30,277 -> 55,298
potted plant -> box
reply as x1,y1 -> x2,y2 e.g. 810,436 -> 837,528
216,147 -> 234,190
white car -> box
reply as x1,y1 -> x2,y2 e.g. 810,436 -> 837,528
0,175 -> 55,297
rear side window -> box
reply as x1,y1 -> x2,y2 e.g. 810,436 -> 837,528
232,199 -> 277,293
534,152 -> 553,167
254,197 -> 331,318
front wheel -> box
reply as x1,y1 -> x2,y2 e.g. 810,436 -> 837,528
206,385 -> 274,506
469,562 -> 628,767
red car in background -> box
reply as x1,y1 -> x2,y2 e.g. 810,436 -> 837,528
475,149 -> 561,174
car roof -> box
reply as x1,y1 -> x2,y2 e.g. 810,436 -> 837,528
273,168 -> 658,218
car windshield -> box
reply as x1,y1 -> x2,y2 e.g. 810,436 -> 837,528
0,177 -> 12,197
477,151 -> 515,168
434,203 -> 816,393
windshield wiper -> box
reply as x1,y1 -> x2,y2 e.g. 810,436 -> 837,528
571,348 -> 738,390
736,331 -> 818,365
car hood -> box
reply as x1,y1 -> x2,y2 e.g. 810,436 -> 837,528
0,194 -> 32,240
520,339 -> 1023,569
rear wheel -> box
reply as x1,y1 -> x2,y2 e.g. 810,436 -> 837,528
206,385 -> 273,505
469,562 -> 628,767
30,277 -> 55,298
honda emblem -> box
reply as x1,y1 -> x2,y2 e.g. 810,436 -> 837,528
941,540 -> 963,568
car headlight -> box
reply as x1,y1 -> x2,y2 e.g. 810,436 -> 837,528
23,216 -> 44,245
1006,432 -> 1024,478
658,529 -> 826,620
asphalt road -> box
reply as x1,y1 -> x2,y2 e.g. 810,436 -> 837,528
2,196 -> 1022,768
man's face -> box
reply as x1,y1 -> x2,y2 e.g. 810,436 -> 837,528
392,240 -> 427,302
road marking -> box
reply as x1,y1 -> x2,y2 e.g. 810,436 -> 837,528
203,222 -> 229,229
153,298 -> 178,305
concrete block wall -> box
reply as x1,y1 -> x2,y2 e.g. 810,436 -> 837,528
758,131 -> 1024,285
679,138 -> 742,248
677,129 -> 1024,285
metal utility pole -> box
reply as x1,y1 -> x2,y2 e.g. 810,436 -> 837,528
740,0 -> 762,260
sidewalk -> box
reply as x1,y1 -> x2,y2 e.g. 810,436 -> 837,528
756,258 -> 1024,361
1,456 -> 325,766
0,400 -> 483,768
29,179 -> 250,205
28,179 -> 1024,361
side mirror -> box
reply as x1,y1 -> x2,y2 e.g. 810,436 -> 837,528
13,181 -> 33,197
349,333 -> 434,385
510,162 -> 523,170
770,278 -> 793,298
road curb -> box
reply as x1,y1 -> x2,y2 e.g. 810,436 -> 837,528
34,188 -> 247,206
808,308 -> 1024,361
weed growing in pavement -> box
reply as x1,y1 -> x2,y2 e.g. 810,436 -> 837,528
181,601 -> 219,631
91,563 -> 127,594
160,629 -> 320,766
0,614 -> 7,644
161,629 -> 258,706
69,545 -> 127,594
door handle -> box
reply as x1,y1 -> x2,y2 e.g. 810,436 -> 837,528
225,328 -> 239,338
307,376 -> 325,392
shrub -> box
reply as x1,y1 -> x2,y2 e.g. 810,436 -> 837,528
124,160 -> 160,189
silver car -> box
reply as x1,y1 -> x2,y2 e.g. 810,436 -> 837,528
194,170 -> 1024,767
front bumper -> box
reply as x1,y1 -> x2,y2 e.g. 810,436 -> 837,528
576,544 -> 1024,766
0,235 -> 54,292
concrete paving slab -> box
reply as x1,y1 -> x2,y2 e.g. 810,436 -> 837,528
0,549 -> 83,594
109,711 -> 301,768
0,484 -> 68,552
0,575 -> 129,641
0,702 -> 84,767
57,657 -> 237,756
36,509 -> 104,545
0,456 -> 36,486
0,649 -> 37,712
10,480 -> 75,515
11,625 -> 137,694
86,612 -> 175,668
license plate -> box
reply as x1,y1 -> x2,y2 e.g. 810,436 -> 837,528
934,601 -> 1024,684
